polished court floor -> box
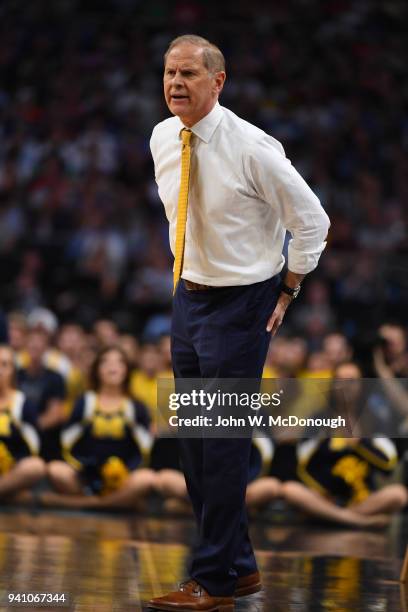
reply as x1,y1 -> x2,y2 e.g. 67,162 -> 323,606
0,505 -> 408,611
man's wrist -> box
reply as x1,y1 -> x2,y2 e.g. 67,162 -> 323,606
279,281 -> 301,299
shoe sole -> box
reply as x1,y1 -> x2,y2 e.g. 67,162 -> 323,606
234,582 -> 262,598
147,603 -> 234,611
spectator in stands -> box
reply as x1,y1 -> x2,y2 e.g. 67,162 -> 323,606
74,332 -> 99,387
291,280 -> 336,349
0,311 -> 8,344
322,333 -> 353,371
16,328 -> 66,460
93,319 -> 120,349
0,345 -> 46,501
0,1 -> 405,336
303,351 -> 333,378
375,324 -> 408,377
56,323 -> 87,370
373,326 -> 408,435
130,340 -> 164,416
28,310 -> 86,418
54,322 -> 87,415
157,333 -> 173,375
118,334 -> 140,369
263,337 -> 308,378
7,312 -> 27,352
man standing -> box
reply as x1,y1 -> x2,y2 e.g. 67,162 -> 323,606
148,35 -> 330,612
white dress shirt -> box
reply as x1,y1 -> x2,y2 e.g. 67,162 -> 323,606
150,102 -> 330,286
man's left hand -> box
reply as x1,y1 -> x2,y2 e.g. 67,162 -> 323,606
266,293 -> 292,336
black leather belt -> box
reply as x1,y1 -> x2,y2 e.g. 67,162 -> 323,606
183,279 -> 215,291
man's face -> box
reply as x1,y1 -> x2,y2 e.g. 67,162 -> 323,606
163,43 -> 225,127
0,347 -> 14,388
333,363 -> 362,404
27,332 -> 48,363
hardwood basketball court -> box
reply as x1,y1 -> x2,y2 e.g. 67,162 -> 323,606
0,507 -> 407,611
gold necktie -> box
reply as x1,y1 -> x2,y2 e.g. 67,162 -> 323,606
173,128 -> 192,293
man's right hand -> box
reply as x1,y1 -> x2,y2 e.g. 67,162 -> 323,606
266,293 -> 292,336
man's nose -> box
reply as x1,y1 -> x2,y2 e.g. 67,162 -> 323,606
171,69 -> 184,86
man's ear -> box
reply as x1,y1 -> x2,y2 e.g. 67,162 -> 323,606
214,71 -> 226,95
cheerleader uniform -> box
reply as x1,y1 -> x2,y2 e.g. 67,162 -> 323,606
248,435 -> 275,483
0,391 -> 40,475
297,437 -> 398,506
61,391 -> 153,495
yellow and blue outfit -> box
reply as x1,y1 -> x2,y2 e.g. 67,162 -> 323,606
0,390 -> 40,475
248,436 -> 275,482
297,436 -> 398,505
61,391 -> 152,494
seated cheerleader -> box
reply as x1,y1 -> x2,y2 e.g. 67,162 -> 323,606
281,362 -> 407,527
133,346 -> 191,514
153,433 -> 277,516
245,436 -> 283,512
150,436 -> 191,514
41,346 -> 157,510
0,345 -> 46,501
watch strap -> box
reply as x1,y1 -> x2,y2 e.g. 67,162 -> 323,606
280,282 -> 301,298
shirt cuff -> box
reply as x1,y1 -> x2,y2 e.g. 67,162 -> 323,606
287,241 -> 327,275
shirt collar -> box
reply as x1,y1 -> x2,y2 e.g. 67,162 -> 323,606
178,102 -> 223,144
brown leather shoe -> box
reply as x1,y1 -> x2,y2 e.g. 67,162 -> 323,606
147,579 -> 234,611
234,571 -> 262,598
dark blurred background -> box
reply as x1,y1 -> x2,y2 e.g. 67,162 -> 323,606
0,0 -> 407,359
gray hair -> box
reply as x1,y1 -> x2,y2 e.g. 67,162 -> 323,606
164,34 -> 225,74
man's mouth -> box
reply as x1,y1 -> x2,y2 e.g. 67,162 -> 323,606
171,94 -> 189,100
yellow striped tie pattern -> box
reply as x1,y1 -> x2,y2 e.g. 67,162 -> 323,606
173,128 -> 192,293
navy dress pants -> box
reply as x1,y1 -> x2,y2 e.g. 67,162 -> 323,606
171,275 -> 280,597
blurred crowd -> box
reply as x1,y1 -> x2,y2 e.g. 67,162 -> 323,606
0,307 -> 407,526
0,0 -> 407,342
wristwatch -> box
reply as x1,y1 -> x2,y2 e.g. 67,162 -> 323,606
280,282 -> 301,299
